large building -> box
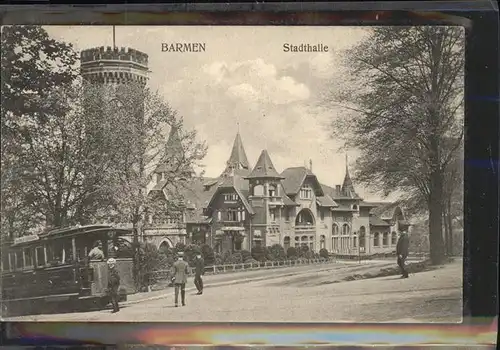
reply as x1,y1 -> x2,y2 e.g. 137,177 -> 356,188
148,131 -> 411,256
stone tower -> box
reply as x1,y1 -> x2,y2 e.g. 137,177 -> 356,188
80,46 -> 149,85
245,150 -> 284,246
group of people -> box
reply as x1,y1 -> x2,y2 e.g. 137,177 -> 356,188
169,251 -> 205,307
98,233 -> 407,313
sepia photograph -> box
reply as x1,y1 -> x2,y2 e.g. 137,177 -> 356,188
1,25 -> 464,322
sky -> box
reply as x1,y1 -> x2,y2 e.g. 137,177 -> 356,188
44,25 -> 395,202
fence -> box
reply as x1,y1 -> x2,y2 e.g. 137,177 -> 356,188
152,258 -> 331,282
150,253 -> 429,284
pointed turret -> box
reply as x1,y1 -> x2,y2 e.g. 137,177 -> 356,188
341,153 -> 357,197
221,132 -> 250,176
245,150 -> 284,179
154,125 -> 183,174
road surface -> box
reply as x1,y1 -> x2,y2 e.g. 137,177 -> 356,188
5,259 -> 462,322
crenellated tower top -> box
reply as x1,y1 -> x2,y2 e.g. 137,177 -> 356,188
80,46 -> 149,85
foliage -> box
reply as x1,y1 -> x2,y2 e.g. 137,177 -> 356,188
95,83 -> 208,234
319,248 -> 329,259
240,249 -> 253,262
251,245 -> 268,262
1,25 -> 79,238
325,27 -> 464,264
135,242 -> 163,289
297,245 -> 310,258
286,246 -> 298,259
200,244 -> 215,266
266,244 -> 287,261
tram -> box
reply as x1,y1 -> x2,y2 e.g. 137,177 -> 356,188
1,225 -> 136,317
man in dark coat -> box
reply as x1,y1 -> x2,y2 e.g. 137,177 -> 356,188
194,253 -> 205,295
107,258 -> 120,313
396,231 -> 410,278
170,251 -> 189,307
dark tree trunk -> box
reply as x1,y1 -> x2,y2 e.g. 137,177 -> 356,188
428,169 -> 446,265
443,208 -> 449,256
447,199 -> 454,255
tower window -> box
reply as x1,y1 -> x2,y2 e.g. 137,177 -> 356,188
299,185 -> 312,199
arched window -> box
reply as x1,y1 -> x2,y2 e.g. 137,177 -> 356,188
391,231 -> 397,245
359,226 -> 366,248
352,204 -> 358,210
342,224 -> 350,235
374,232 -> 380,246
295,209 -> 315,226
294,236 -> 300,247
284,236 -> 291,250
320,235 -> 325,249
353,236 -> 357,248
332,224 -> 339,236
301,235 -> 308,247
383,232 -> 389,246
253,184 -> 264,196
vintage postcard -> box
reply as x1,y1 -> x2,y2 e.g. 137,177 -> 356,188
1,25 -> 464,322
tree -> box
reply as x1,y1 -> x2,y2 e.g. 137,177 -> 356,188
326,27 -> 464,264
1,25 -> 78,238
92,82 -> 207,281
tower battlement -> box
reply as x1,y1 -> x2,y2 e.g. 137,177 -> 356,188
80,46 -> 149,85
80,46 -> 148,66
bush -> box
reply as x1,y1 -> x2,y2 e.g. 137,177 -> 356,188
240,249 -> 254,262
319,248 -> 329,259
226,252 -> 243,264
267,244 -> 287,261
251,246 -> 268,262
201,244 -> 215,266
135,242 -> 162,290
287,246 -> 298,259
297,245 -> 309,258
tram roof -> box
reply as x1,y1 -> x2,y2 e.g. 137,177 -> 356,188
39,224 -> 132,238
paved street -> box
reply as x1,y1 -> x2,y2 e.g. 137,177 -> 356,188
6,259 -> 462,322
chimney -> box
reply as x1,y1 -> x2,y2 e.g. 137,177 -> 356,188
335,185 -> 341,193
309,159 -> 313,172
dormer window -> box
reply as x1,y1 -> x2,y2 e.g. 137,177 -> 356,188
223,193 -> 238,202
299,185 -> 312,199
352,204 -> 358,210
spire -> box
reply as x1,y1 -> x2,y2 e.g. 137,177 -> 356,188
341,153 -> 357,197
245,150 -> 284,179
154,125 -> 183,174
222,132 -> 250,175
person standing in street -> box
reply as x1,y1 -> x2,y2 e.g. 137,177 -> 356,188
170,251 -> 189,307
107,258 -> 121,313
194,253 -> 205,295
396,230 -> 410,278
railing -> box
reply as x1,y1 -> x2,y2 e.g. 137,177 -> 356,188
152,258 -> 331,281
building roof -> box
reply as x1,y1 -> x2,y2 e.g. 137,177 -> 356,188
171,177 -> 219,224
154,125 -> 183,174
245,150 -> 284,179
205,184 -> 255,215
369,202 -> 402,220
280,166 -> 324,196
316,194 -> 338,207
369,216 -> 391,226
221,132 -> 250,176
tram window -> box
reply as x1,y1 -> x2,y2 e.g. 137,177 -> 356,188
16,252 -> 23,269
9,253 -> 16,270
36,247 -> 46,267
24,248 -> 33,267
2,253 -> 9,271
